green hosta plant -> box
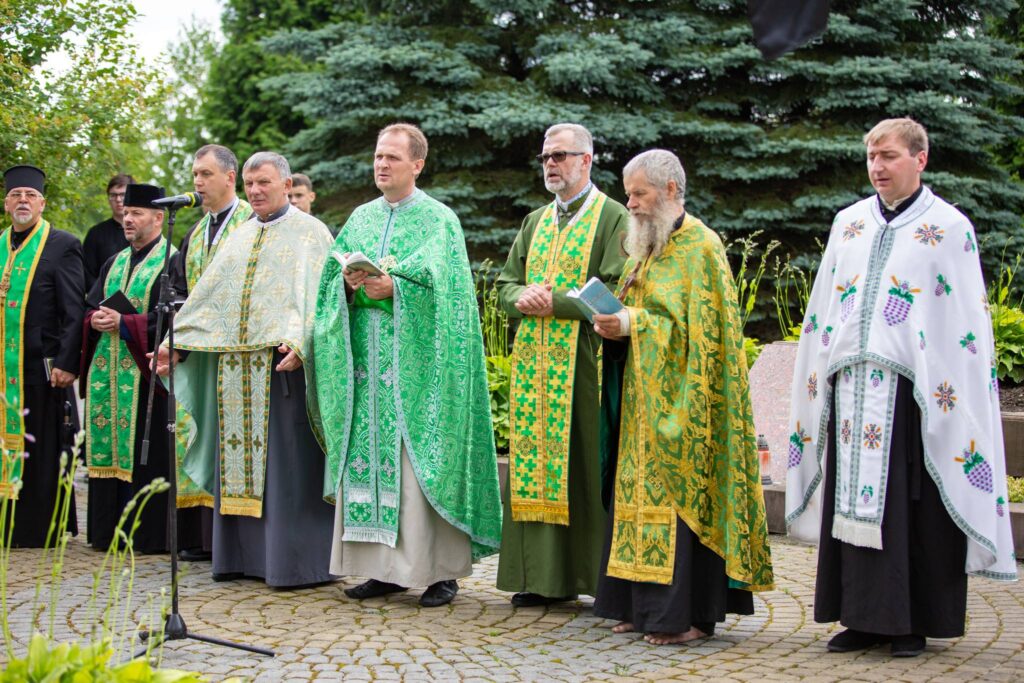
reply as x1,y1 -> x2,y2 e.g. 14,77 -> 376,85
476,260 -> 513,453
486,354 -> 511,453
988,248 -> 1024,385
1008,477 -> 1024,504
992,304 -> 1024,384
0,633 -> 205,682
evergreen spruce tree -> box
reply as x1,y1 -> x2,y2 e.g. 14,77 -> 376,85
255,0 -> 1022,270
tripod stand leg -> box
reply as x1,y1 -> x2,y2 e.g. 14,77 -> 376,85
134,613 -> 276,658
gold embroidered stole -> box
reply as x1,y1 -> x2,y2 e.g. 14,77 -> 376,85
508,190 -> 606,524
176,201 -> 250,509
0,221 -> 50,499
85,240 -> 167,481
216,225 -> 273,517
606,254 -> 677,583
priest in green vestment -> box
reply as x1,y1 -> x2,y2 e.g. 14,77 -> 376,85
0,165 -> 83,547
311,123 -> 501,608
153,151 -> 336,587
169,143 -> 253,562
592,150 -> 774,645
82,183 -> 174,553
495,123 -> 628,606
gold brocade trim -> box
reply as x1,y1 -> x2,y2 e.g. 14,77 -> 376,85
176,492 -> 214,508
86,240 -> 167,476
509,191 -> 606,525
218,496 -> 263,518
0,220 -> 50,477
605,313 -> 679,585
0,481 -> 17,500
87,465 -> 133,483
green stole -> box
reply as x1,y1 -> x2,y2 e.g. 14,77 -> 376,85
508,189 -> 606,524
0,221 -> 50,499
176,198 -> 251,508
85,239 -> 170,480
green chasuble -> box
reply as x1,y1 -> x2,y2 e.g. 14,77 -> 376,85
175,198 -> 252,509
495,188 -> 628,597
173,207 -> 333,517
0,221 -> 50,498
310,189 -> 502,560
608,214 -> 774,590
86,238 -> 171,480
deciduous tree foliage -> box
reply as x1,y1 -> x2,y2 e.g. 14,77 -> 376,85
237,1 -> 1024,271
0,0 -> 156,234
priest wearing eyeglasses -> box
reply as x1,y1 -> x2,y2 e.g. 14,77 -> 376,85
495,123 -> 629,607
0,164 -> 85,546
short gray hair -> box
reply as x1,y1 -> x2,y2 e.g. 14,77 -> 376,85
544,123 -> 593,155
242,151 -> 291,179
623,149 -> 686,202
194,144 -> 238,174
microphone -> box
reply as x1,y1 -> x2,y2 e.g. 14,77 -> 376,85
152,191 -> 203,210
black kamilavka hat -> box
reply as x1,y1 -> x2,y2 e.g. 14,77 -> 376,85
3,165 -> 45,194
123,183 -> 165,208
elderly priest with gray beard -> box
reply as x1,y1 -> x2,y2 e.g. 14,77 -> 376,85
592,149 -> 774,645
152,151 -> 336,587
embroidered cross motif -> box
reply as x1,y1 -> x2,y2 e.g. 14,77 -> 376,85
226,433 -> 242,450
224,356 -> 241,370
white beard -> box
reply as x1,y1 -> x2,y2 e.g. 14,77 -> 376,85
623,198 -> 680,260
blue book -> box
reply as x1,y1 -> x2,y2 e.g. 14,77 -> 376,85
566,277 -> 624,322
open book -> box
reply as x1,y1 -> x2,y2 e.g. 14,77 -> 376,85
566,276 -> 624,322
332,251 -> 385,277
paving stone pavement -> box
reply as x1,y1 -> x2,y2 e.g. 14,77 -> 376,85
1,484 -> 1022,682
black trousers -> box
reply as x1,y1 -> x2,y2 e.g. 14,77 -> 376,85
815,374 -> 968,638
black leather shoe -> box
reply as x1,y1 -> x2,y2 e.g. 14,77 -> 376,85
344,579 -> 407,600
891,634 -> 926,657
178,548 -> 212,562
420,580 -> 459,607
211,572 -> 243,582
510,592 -> 576,608
826,628 -> 888,652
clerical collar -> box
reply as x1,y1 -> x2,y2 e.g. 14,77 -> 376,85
556,182 -> 593,214
878,185 -> 923,222
384,188 -> 421,210
130,234 -> 161,265
672,212 -> 686,231
9,219 -> 41,250
256,203 -> 292,226
211,197 -> 238,228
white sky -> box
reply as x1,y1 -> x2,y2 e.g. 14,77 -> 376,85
131,0 -> 224,62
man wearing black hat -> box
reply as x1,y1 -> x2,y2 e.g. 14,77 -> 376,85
0,164 -> 85,547
81,183 -> 175,553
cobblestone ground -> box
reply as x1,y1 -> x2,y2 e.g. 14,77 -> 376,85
1,484 -> 1022,682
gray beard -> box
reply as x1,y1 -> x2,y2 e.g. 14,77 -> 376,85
624,202 -> 679,260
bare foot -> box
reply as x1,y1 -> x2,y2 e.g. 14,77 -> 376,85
611,621 -> 635,634
644,626 -> 709,645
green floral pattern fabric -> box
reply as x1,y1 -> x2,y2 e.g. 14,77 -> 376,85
311,191 -> 502,559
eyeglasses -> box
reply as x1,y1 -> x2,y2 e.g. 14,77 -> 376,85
5,191 -> 42,201
108,192 -> 126,201
535,151 -> 586,164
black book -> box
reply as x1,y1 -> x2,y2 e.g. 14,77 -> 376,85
99,289 -> 138,315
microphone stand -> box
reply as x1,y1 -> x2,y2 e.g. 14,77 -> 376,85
135,204 -> 274,659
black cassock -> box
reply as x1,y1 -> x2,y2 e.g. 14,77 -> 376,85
81,238 -> 173,554
82,217 -> 128,293
6,224 -> 84,547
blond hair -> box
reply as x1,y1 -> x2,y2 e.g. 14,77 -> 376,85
863,118 -> 929,156
378,123 -> 429,161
